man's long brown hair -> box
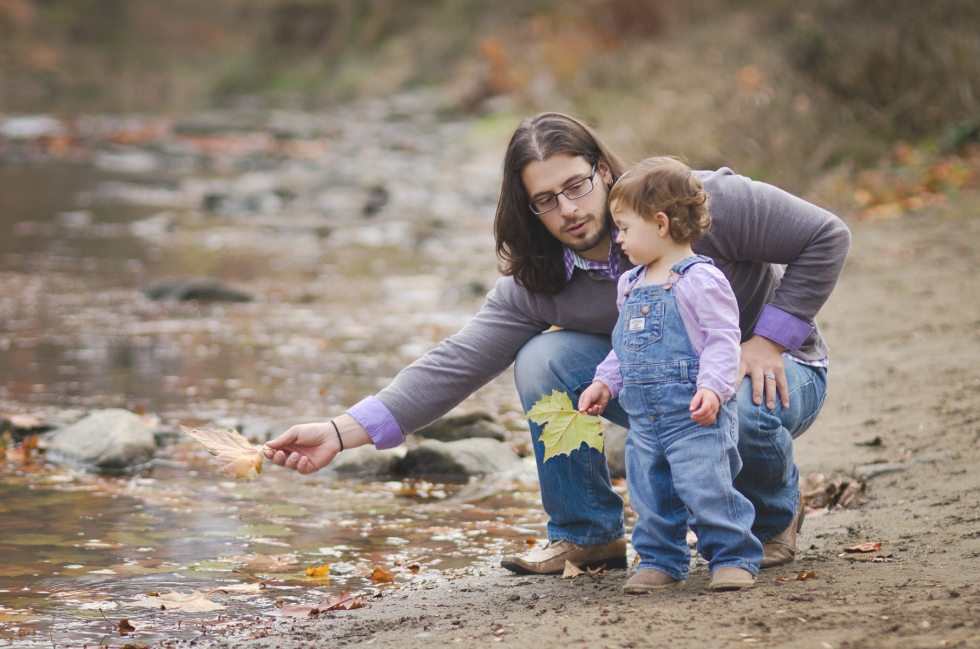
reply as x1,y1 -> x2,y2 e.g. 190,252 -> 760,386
494,113 -> 627,296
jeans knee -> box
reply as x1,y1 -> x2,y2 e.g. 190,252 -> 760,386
514,337 -> 560,399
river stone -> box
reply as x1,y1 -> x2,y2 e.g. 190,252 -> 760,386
46,409 -> 157,472
330,445 -> 408,478
394,438 -> 524,478
414,411 -> 506,442
143,277 -> 252,302
604,422 -> 628,480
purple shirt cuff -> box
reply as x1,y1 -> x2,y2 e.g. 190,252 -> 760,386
347,396 -> 405,450
753,305 -> 814,352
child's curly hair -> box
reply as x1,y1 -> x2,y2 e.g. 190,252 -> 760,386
609,156 -> 711,244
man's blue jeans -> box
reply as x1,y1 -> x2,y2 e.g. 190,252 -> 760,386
514,330 -> 827,546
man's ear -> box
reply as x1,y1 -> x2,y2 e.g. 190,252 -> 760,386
655,212 -> 671,237
597,158 -> 614,186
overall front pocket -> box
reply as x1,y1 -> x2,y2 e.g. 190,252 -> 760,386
620,300 -> 665,351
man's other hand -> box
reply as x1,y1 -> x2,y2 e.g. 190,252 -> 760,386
738,335 -> 788,410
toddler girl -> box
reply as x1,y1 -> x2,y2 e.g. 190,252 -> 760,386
578,156 -> 763,592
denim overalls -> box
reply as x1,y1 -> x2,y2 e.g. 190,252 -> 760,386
614,255 -> 763,579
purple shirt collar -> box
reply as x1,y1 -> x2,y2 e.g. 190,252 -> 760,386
562,225 -> 624,281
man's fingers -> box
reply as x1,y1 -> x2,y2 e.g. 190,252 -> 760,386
751,369 -> 765,406
776,370 -> 790,408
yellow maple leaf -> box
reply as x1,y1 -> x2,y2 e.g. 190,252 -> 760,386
180,425 -> 265,480
527,390 -> 605,461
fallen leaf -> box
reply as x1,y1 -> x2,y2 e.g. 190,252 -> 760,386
370,567 -> 395,583
527,390 -> 605,461
795,571 -> 817,580
407,563 -> 421,573
118,619 -> 136,635
132,590 -> 224,613
586,564 -> 606,575
305,564 -> 331,577
562,560 -> 584,579
845,542 -> 882,553
318,585 -> 367,611
180,425 -> 265,480
525,537 -> 537,546
274,604 -> 319,618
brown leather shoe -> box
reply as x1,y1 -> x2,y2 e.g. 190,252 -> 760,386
500,538 -> 627,575
623,568 -> 682,594
760,496 -> 805,568
710,567 -> 755,591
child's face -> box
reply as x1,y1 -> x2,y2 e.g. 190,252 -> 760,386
613,208 -> 670,267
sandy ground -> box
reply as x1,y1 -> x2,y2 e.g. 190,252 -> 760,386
228,199 -> 980,649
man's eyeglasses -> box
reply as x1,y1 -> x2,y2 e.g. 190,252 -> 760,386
527,164 -> 598,215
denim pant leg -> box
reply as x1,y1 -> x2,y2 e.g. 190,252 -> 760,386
514,330 -> 627,545
664,399 -> 763,576
734,363 -> 828,541
625,424 -> 692,580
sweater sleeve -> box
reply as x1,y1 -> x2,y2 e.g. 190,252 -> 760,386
592,271 -> 632,397
676,265 -> 741,403
695,168 -> 851,353
371,276 -> 550,438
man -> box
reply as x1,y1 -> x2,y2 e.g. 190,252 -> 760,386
265,113 -> 850,579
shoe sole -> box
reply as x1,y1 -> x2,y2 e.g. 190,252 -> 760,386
500,555 -> 628,576
624,581 -> 682,594
710,580 -> 755,591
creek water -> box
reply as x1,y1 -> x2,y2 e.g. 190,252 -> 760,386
0,101 -> 548,646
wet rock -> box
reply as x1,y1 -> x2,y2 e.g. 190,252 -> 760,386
415,411 -> 506,443
604,423 -> 628,480
395,438 -> 524,478
144,277 -> 253,302
46,409 -> 157,472
331,445 -> 409,478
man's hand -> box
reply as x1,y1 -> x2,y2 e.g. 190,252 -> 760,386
264,414 -> 371,475
738,335 -> 788,410
578,381 -> 611,415
689,388 -> 720,425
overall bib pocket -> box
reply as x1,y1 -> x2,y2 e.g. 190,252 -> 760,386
621,299 -> 665,351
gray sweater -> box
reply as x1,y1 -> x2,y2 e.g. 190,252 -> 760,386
375,168 -> 851,435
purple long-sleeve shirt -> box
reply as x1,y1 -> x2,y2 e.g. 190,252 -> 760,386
593,263 -> 741,402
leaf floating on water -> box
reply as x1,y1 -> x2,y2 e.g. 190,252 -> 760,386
133,590 -> 224,613
370,567 -> 395,583
180,425 -> 265,480
305,564 -> 331,578
527,390 -> 605,461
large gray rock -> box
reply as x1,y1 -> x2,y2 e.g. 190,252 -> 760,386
394,438 -> 524,479
331,445 -> 408,478
144,277 -> 252,302
604,422 -> 628,480
46,409 -> 157,472
414,411 -> 506,442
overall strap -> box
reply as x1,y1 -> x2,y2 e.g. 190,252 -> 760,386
670,254 -> 714,276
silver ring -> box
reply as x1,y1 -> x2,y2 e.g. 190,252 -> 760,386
764,373 -> 776,380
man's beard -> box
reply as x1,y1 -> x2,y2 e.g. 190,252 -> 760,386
561,204 -> 612,254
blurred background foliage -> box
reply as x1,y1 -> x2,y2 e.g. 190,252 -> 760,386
1,0 -> 978,192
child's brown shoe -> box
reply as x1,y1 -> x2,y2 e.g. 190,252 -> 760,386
623,568 -> 683,594
709,567 -> 755,591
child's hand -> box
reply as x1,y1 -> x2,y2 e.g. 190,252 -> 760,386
689,388 -> 721,425
578,381 -> 612,415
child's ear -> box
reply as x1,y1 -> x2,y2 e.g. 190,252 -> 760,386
655,212 -> 670,237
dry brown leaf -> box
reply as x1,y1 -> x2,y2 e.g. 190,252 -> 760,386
845,542 -> 882,553
180,425 -> 265,480
795,571 -> 817,581
370,567 -> 395,583
585,564 -> 606,575
562,560 -> 584,579
275,604 -> 319,618
118,619 -> 136,635
318,585 -> 367,611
